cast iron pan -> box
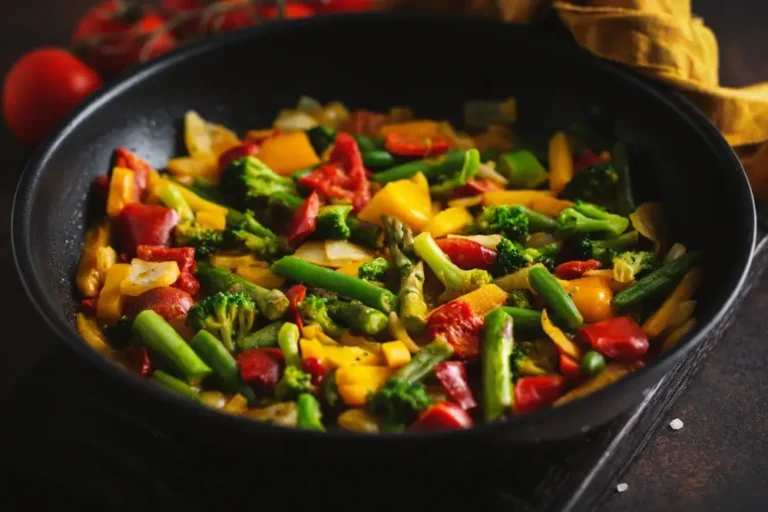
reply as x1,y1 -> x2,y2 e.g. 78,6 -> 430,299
11,13 -> 755,468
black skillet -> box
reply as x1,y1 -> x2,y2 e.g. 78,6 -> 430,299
11,12 -> 755,469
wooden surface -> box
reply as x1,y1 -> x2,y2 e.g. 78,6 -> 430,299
1,1 -> 767,510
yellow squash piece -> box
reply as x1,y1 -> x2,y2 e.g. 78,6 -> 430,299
210,253 -> 267,270
541,309 -> 583,360
380,120 -> 441,139
323,345 -> 383,369
642,268 -> 704,338
337,408 -> 380,433
222,394 -> 249,415
158,178 -> 228,217
300,338 -> 326,361
235,266 -> 285,288
448,195 -> 484,209
422,207 -> 473,238
106,167 -> 136,218
337,386 -> 372,407
337,366 -> 394,406
554,363 -> 633,406
493,263 -> 545,294
336,259 -> 372,277
167,154 -> 219,180
96,263 -> 132,323
200,391 -> 227,409
95,246 -> 118,285
195,210 -> 227,230
75,220 -> 111,297
482,190 -> 574,217
340,332 -> 383,356
548,131 -> 573,195
76,313 -> 114,359
120,259 -> 180,297
381,341 -> 411,368
458,283 -> 508,317
388,312 -> 421,354
256,131 -> 320,176
357,177 -> 432,232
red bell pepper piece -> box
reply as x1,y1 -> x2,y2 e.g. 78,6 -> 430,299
136,245 -> 199,296
559,353 -> 583,381
450,178 -> 505,198
236,348 -> 285,389
574,148 -> 604,172
410,402 -> 474,431
80,298 -> 97,316
302,357 -> 326,386
286,191 -> 320,246
577,317 -> 649,362
328,133 -> 371,212
285,284 -> 307,335
435,238 -> 497,271
341,109 -> 387,136
92,174 -> 110,207
218,142 -> 260,172
513,375 -> 566,415
384,132 -> 450,158
115,204 -> 180,258
298,164 -> 356,202
554,259 -> 603,280
115,147 -> 152,201
426,299 -> 484,360
125,345 -> 152,378
434,361 -> 477,410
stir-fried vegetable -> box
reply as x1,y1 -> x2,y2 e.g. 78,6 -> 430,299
73,102 -> 705,432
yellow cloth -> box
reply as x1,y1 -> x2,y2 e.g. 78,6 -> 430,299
387,0 -> 768,200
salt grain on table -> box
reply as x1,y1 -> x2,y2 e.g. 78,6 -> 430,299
670,418 -> 684,430
616,483 -> 629,493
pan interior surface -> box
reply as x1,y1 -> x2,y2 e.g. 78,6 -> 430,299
13,14 -> 754,444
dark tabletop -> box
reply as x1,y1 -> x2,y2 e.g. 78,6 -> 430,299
1,1 -> 767,510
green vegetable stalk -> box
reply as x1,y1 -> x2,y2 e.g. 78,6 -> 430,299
499,307 -> 544,334
326,299 -> 389,336
392,338 -> 454,384
528,267 -> 584,331
186,291 -> 256,353
277,322 -> 301,368
481,309 -> 514,422
271,256 -> 399,314
371,150 -> 468,184
612,251 -> 702,310
156,183 -> 194,221
188,330 -> 241,393
150,370 -> 202,403
132,310 -> 211,384
298,295 -> 346,338
362,150 -> 396,169
238,321 -> 284,351
611,141 -> 636,216
296,393 -> 325,431
195,262 -> 289,321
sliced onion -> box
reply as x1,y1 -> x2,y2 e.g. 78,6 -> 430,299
476,161 -> 509,185
273,110 -> 318,132
447,233 -> 502,249
525,232 -> 556,248
669,300 -> 697,329
293,241 -> 331,266
629,203 -> 666,254
296,95 -> 323,115
324,240 -> 376,264
493,263 -> 545,293
438,121 -> 475,150
663,242 -> 687,263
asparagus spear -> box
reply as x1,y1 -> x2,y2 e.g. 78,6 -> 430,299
383,214 -> 427,334
326,299 -> 389,336
238,321 -> 284,351
481,308 -> 514,422
392,338 -> 454,384
371,150 -> 468,184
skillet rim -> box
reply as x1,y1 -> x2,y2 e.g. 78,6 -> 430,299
11,12 -> 756,443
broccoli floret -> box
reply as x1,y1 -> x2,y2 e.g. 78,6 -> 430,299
297,295 -> 345,338
103,315 -> 133,349
367,379 -> 432,431
612,250 -> 660,282
572,231 -> 640,263
228,209 -> 277,239
186,292 -> 256,352
413,232 -> 492,302
225,228 -> 283,259
220,156 -> 297,207
507,289 -> 533,309
561,162 -> 619,207
316,205 -> 353,240
526,243 -> 558,271
358,257 -> 391,281
174,221 -> 224,258
475,205 -> 530,241
513,339 -> 558,378
275,366 -> 314,401
495,239 -> 558,276
556,201 -> 630,238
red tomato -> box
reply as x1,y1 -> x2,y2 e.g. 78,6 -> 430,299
314,0 -> 376,13
72,1 -> 177,80
162,0 -> 257,35
261,3 -> 317,19
2,48 -> 102,146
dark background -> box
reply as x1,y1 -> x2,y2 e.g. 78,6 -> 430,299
1,1 -> 767,510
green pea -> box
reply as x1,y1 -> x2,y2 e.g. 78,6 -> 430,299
581,350 -> 606,376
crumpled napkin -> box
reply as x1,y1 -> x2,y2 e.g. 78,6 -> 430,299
385,0 -> 768,200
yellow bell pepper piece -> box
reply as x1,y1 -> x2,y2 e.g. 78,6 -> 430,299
380,120 -> 440,139
157,178 -> 228,217
457,284 -> 508,317
387,311 -> 421,354
323,345 -> 383,369
245,128 -> 274,141
106,167 -> 136,218
184,110 -> 240,158
195,210 -> 227,230
472,125 -> 515,153
336,366 -> 394,406
337,408 -> 380,433
447,195 -> 484,209
381,341 -> 411,368
210,253 -> 268,270
661,318 -> 697,353
422,207 -> 473,238
302,323 -> 339,345
340,332 -> 383,356
75,220 -> 111,297
410,171 -> 430,199
200,391 -> 227,409
96,263 -> 132,323
548,131 -> 574,195
554,363 -> 633,406
255,131 -> 320,176
337,385 -> 371,407
222,394 -> 249,415
431,202 -> 442,218
120,259 -> 180,297
483,190 -> 573,217
357,178 -> 432,232
336,259 -> 372,277
147,169 -> 162,196
541,308 -> 582,360
643,268 -> 704,338
76,312 -> 114,359
167,154 -> 219,180
300,338 -> 325,361
95,246 -> 117,285
235,266 -> 285,288
208,124 -> 241,157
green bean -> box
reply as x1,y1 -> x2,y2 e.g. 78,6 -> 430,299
239,321 -> 284,351
481,309 -> 514,422
581,350 -> 606,376
392,338 -> 454,384
362,150 -> 396,169
277,322 -> 301,368
371,150 -> 467,183
612,251 -> 702,310
528,267 -> 584,331
498,307 -> 543,334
